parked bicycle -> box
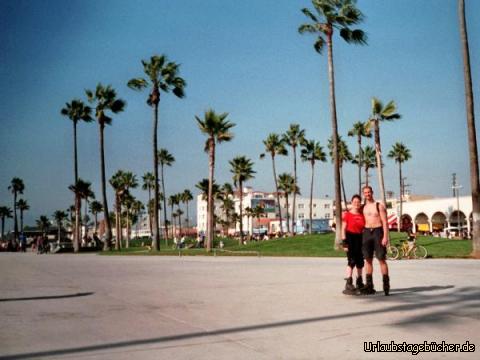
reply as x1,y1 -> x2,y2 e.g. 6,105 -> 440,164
386,240 -> 427,260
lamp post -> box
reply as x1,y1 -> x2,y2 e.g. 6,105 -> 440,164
452,173 -> 462,237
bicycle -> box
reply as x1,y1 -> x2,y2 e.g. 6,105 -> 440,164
387,240 -> 427,260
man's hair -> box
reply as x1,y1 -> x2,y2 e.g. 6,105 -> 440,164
362,185 -> 373,192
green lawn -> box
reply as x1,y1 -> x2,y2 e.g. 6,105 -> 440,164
100,232 -> 474,258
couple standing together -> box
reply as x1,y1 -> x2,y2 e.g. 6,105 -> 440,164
341,186 -> 390,296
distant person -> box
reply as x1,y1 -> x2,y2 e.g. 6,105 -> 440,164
361,186 -> 390,296
19,233 -> 27,252
341,194 -> 365,295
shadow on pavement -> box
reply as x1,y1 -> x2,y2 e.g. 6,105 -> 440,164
0,292 -> 94,302
1,286 -> 478,359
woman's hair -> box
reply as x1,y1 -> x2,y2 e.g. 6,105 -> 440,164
351,194 -> 362,202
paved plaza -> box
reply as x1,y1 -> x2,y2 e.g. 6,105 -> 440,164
0,253 -> 479,359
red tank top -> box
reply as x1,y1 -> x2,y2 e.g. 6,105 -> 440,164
342,211 -> 365,234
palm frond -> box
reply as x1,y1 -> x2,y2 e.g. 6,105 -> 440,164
298,23 -> 317,34
314,37 -> 325,54
301,8 -> 318,22
127,78 -> 148,91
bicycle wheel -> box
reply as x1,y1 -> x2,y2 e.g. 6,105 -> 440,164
413,245 -> 427,259
387,246 -> 399,260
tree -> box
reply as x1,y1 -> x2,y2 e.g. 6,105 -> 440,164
301,139 -> 327,234
388,142 -> 411,232
69,179 -> 92,252
175,208 -> 184,236
181,189 -> 193,230
131,199 -> 145,239
86,83 -> 126,251
458,0 -> 480,257
277,173 -> 300,234
168,194 -> 180,238
229,156 -> 256,245
367,97 -> 401,206
282,124 -> 306,234
328,136 -> 353,205
158,149 -> 175,243
128,55 -> 186,252
16,199 -> 29,234
89,200 -> 103,234
299,0 -> 367,248
348,121 -> 371,195
196,109 -> 235,251
354,145 -> 376,187
142,172 -> 155,238
260,133 -> 288,234
0,206 -> 13,240
122,193 -> 137,248
53,210 -> 67,244
9,177 -> 25,242
36,216 -> 50,237
78,182 -> 94,237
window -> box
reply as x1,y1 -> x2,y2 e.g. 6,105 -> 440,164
324,204 -> 330,209
298,203 -> 304,209
325,213 -> 330,219
313,204 -> 317,208
313,213 -> 316,217
298,213 -> 304,219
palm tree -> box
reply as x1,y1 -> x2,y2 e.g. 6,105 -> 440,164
229,156 -> 256,245
158,148 -> 175,243
299,0 -> 367,247
122,193 -> 136,248
328,136 -> 353,205
354,145 -> 376,187
348,121 -> 371,195
0,206 -> 13,240
16,199 -> 29,234
131,199 -> 145,239
128,55 -> 186,252
89,200 -> 103,234
36,216 -> 50,237
277,173 -> 299,234
260,133 -> 288,234
168,195 -> 177,238
142,172 -> 155,238
244,207 -> 254,238
388,142 -> 411,232
86,83 -> 126,251
367,97 -> 401,206
176,208 -> 184,235
53,210 -> 67,244
78,183 -> 94,237
60,99 -> 93,183
69,179 -> 92,253
459,0 -> 480,256
9,177 -> 25,241
301,139 -> 327,234
282,124 -> 306,234
196,109 -> 235,252
181,189 -> 193,230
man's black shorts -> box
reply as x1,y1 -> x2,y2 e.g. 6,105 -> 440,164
362,227 -> 386,260
346,232 -> 364,269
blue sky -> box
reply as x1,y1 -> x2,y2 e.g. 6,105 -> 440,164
1,0 -> 479,229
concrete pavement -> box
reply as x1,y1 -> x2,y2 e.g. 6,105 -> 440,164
0,253 -> 479,359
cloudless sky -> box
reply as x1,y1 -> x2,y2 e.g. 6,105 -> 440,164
1,0 -> 479,229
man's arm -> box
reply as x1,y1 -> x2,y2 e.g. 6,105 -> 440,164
379,203 -> 389,246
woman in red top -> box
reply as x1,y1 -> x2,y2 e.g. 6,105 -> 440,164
341,194 -> 365,294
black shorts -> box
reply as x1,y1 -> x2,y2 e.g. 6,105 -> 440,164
346,232 -> 364,269
362,227 -> 386,260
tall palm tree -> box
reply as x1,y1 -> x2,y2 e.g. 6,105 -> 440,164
328,136 -> 353,205
196,109 -> 235,251
348,121 -> 371,195
128,55 -> 186,252
16,199 -> 29,234
299,0 -> 367,247
260,133 -> 288,233
282,124 -> 306,234
86,83 -> 126,251
229,156 -> 255,245
388,142 -> 411,232
301,139 -> 327,234
89,200 -> 103,234
459,0 -> 480,256
53,210 -> 67,244
36,216 -> 50,237
69,179 -> 92,253
142,172 -> 155,237
181,189 -> 193,230
0,206 -> 13,240
277,173 -> 299,234
60,99 -> 93,183
8,177 -> 24,241
158,149 -> 175,242
367,97 -> 401,206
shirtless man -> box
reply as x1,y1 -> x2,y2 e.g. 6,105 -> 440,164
361,186 -> 390,295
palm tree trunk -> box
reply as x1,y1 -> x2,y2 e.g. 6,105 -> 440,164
309,161 -> 314,234
1,218 -> 4,239
147,188 -> 153,240
126,211 -> 130,249
161,164 -> 168,245
13,192 -> 18,241
20,210 -> 24,234
178,211 -> 182,236
73,121 -> 78,184
398,162 -> 403,233
239,181 -> 244,245
271,155 -> 283,233
74,194 -> 80,253
365,167 -> 369,187
285,193 -> 290,234
153,103 -> 161,251
170,204 -> 175,238
459,0 -> 480,257
186,201 -> 190,231
57,222 -> 61,245
115,195 -> 121,250
326,31 -> 343,249
94,213 -> 98,234
358,136 -> 362,195
207,139 -> 215,252
99,124 -> 112,251
340,165 -> 347,206
292,146 -> 297,234
373,120 -> 387,206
